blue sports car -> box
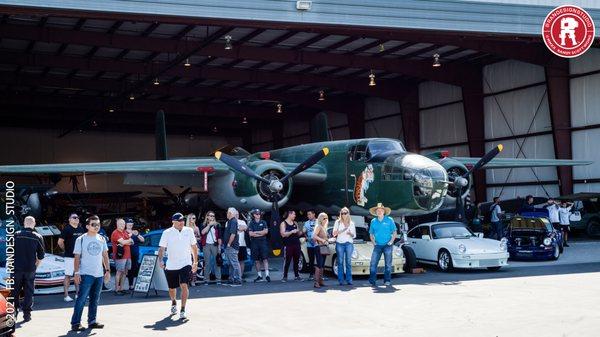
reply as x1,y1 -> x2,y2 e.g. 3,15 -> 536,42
505,216 -> 563,260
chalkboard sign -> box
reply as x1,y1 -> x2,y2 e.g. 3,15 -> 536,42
132,254 -> 159,297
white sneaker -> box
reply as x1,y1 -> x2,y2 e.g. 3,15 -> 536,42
179,311 -> 186,320
170,305 -> 177,315
64,296 -> 73,302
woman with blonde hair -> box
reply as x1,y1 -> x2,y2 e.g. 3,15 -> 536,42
312,212 -> 330,288
185,213 -> 200,285
200,211 -> 222,285
332,207 -> 356,286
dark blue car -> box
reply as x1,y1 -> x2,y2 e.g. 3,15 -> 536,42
505,215 -> 563,260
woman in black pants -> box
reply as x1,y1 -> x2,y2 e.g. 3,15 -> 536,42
279,210 -> 303,282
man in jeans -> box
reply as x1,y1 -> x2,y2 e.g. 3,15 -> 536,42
70,215 -> 110,331
368,203 -> 397,287
303,210 -> 317,280
58,213 -> 86,302
224,207 -> 242,286
490,197 -> 504,240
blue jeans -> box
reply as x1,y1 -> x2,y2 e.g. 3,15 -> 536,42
492,221 -> 503,240
335,242 -> 354,284
369,245 -> 393,284
70,275 -> 103,326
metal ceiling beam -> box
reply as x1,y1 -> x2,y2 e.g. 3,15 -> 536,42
0,23 -> 473,85
0,51 -> 409,100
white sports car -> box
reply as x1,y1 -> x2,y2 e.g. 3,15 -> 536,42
405,222 -> 509,272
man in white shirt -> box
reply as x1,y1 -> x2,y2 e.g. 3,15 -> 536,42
544,198 -> 561,229
558,201 -> 574,247
158,213 -> 198,320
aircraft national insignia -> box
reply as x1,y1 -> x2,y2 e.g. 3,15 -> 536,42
352,164 -> 374,207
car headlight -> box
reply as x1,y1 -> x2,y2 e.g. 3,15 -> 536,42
500,238 -> 508,251
351,250 -> 358,260
543,238 -> 552,246
394,247 -> 404,257
458,244 -> 466,254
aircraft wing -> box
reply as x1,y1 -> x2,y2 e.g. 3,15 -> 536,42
452,157 -> 592,169
0,158 -> 230,175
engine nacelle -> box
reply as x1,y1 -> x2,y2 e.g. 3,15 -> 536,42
209,160 -> 293,211
437,158 -> 471,209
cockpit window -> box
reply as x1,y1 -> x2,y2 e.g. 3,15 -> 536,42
366,140 -> 405,162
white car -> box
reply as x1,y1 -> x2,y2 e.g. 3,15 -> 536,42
405,222 -> 509,272
1,253 -> 74,295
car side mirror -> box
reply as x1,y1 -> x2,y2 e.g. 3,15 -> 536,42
475,232 -> 484,238
422,235 -> 431,241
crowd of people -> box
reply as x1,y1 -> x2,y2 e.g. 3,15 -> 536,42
12,195 -> 577,330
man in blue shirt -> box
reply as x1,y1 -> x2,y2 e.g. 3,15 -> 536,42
302,210 -> 317,280
490,197 -> 504,240
368,203 -> 397,287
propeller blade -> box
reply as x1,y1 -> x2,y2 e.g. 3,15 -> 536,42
269,198 -> 282,253
162,188 -> 177,200
463,144 -> 503,177
179,187 -> 192,199
280,147 -> 329,183
215,151 -> 270,184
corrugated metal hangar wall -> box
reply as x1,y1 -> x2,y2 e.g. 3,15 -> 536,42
263,49 -> 600,201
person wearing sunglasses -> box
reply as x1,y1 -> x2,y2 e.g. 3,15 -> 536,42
312,212 -> 330,288
58,213 -> 86,302
185,214 -> 201,285
332,207 -> 356,286
200,211 -> 222,285
70,215 -> 110,332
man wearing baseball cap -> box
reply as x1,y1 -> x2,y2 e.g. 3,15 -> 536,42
248,209 -> 271,282
157,213 -> 198,320
368,203 -> 397,287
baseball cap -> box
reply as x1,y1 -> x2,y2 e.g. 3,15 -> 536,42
69,213 -> 79,219
125,218 -> 134,224
171,213 -> 185,221
250,208 -> 262,215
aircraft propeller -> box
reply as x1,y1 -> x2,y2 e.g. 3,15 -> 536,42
452,144 -> 503,223
215,148 -> 329,251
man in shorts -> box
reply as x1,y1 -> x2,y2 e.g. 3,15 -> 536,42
110,219 -> 133,295
58,213 -> 86,302
248,209 -> 270,282
158,213 -> 198,320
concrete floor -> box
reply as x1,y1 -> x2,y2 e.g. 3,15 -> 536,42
15,241 -> 600,337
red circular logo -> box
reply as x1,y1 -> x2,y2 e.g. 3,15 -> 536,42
542,5 -> 595,58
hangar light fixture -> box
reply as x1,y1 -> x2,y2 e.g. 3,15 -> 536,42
212,126 -> 218,133
184,58 -> 191,67
224,35 -> 233,50
129,93 -> 135,100
108,107 -> 115,113
242,116 -> 248,124
276,103 -> 283,113
153,77 -> 160,85
318,90 -> 325,101
432,53 -> 441,67
91,120 -> 98,127
368,70 -> 376,87
379,44 -> 385,52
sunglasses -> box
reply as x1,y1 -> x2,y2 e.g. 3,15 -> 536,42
322,218 -> 328,221
70,216 -> 79,219
89,223 -> 100,227
207,214 -> 215,217
341,212 -> 349,215
191,217 -> 196,220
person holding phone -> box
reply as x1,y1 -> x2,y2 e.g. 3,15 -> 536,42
200,211 -> 222,285
332,207 -> 356,286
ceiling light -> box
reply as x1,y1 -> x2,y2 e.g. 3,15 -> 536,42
129,93 -> 135,100
184,58 -> 191,67
276,103 -> 283,113
368,70 -> 376,87
212,126 -> 218,133
189,134 -> 195,140
242,116 -> 248,124
91,120 -> 98,127
433,53 -> 441,67
318,90 -> 325,101
153,77 -> 160,85
224,35 -> 233,50
108,107 -> 115,113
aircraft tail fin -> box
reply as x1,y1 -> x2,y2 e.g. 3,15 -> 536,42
310,112 -> 331,143
156,110 -> 168,160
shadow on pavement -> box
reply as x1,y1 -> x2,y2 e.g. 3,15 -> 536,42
143,315 -> 188,331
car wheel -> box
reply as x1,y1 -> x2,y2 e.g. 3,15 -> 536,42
298,253 -> 306,273
401,245 -> 417,273
586,219 -> 600,238
487,266 -> 501,271
332,255 -> 338,277
551,244 -> 560,260
437,249 -> 453,272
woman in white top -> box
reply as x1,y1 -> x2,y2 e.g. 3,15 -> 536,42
235,211 -> 249,278
332,207 -> 356,286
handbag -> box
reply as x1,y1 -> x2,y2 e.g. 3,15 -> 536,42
319,244 -> 331,255
116,244 -> 125,259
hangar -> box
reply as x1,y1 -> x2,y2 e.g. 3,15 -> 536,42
0,0 -> 599,205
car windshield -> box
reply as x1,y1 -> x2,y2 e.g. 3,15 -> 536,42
431,223 -> 474,239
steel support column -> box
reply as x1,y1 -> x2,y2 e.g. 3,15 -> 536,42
400,87 -> 420,153
546,59 -> 573,195
462,71 -> 487,202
